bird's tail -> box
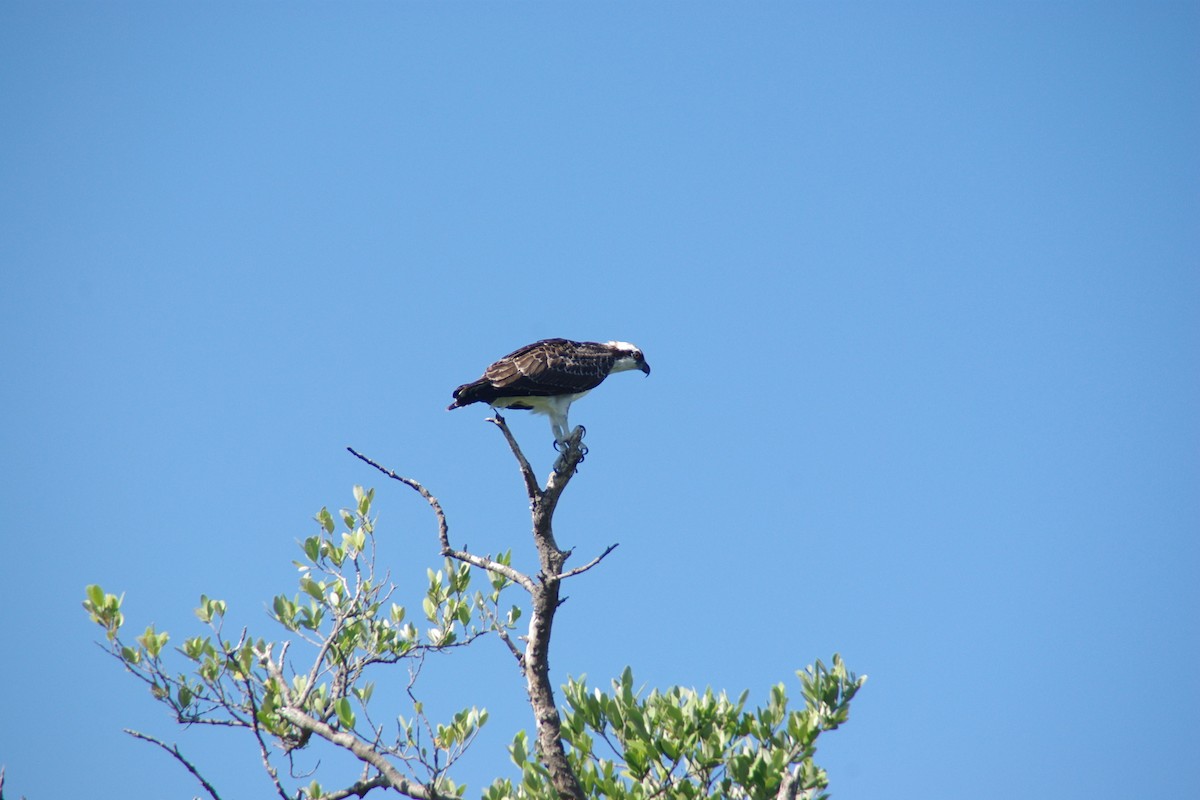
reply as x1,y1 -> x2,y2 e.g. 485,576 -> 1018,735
447,379 -> 488,410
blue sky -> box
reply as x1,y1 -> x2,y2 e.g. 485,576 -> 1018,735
1,2 -> 1197,798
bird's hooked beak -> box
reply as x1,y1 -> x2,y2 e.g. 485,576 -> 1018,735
639,360 -> 651,376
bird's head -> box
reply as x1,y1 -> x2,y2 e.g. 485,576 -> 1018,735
607,341 -> 651,376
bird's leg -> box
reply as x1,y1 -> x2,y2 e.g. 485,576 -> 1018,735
551,414 -> 570,451
552,425 -> 586,475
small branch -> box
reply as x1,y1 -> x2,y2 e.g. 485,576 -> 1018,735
277,707 -> 440,800
476,597 -> 526,669
317,774 -> 392,800
346,447 -> 450,549
270,641 -> 294,705
486,413 -> 541,503
297,611 -> 348,708
124,729 -> 223,800
347,446 -> 535,592
558,543 -> 620,580
243,675 -> 291,800
496,623 -> 525,667
443,547 -> 535,593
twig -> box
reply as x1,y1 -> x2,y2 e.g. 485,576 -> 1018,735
243,674 -> 291,800
347,446 -> 535,592
124,729 -> 223,800
486,413 -> 541,503
347,448 -> 450,545
475,597 -> 525,669
446,548 -> 534,592
558,543 -> 620,580
316,774 -> 392,800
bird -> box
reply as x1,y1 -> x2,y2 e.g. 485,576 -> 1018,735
448,338 -> 651,446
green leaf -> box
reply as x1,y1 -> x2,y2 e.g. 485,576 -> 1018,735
303,535 -> 322,562
355,485 -> 373,516
300,576 -> 324,601
353,682 -> 375,706
334,697 -> 356,729
510,730 -> 528,766
137,625 -> 168,658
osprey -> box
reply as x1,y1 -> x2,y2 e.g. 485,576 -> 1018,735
448,338 -> 651,444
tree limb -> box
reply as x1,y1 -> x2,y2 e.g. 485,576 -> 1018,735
486,413 -> 541,503
317,774 -> 392,800
347,448 -> 450,546
124,729 -> 222,800
776,767 -> 800,800
277,707 -> 441,800
242,674 -> 291,800
347,446 -> 535,592
444,547 -> 535,593
558,543 -> 620,580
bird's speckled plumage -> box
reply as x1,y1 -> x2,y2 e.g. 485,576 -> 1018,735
448,338 -> 650,443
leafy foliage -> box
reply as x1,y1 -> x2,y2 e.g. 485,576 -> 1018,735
85,480 -> 864,800
483,660 -> 863,800
84,486 -> 513,799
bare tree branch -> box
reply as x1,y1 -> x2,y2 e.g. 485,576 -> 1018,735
347,446 -> 535,592
444,547 -> 535,593
243,674 -> 292,800
476,596 -> 526,669
276,707 -> 441,800
346,448 -> 450,542
486,413 -> 540,502
316,774 -> 391,800
558,543 -> 620,580
124,729 -> 223,800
